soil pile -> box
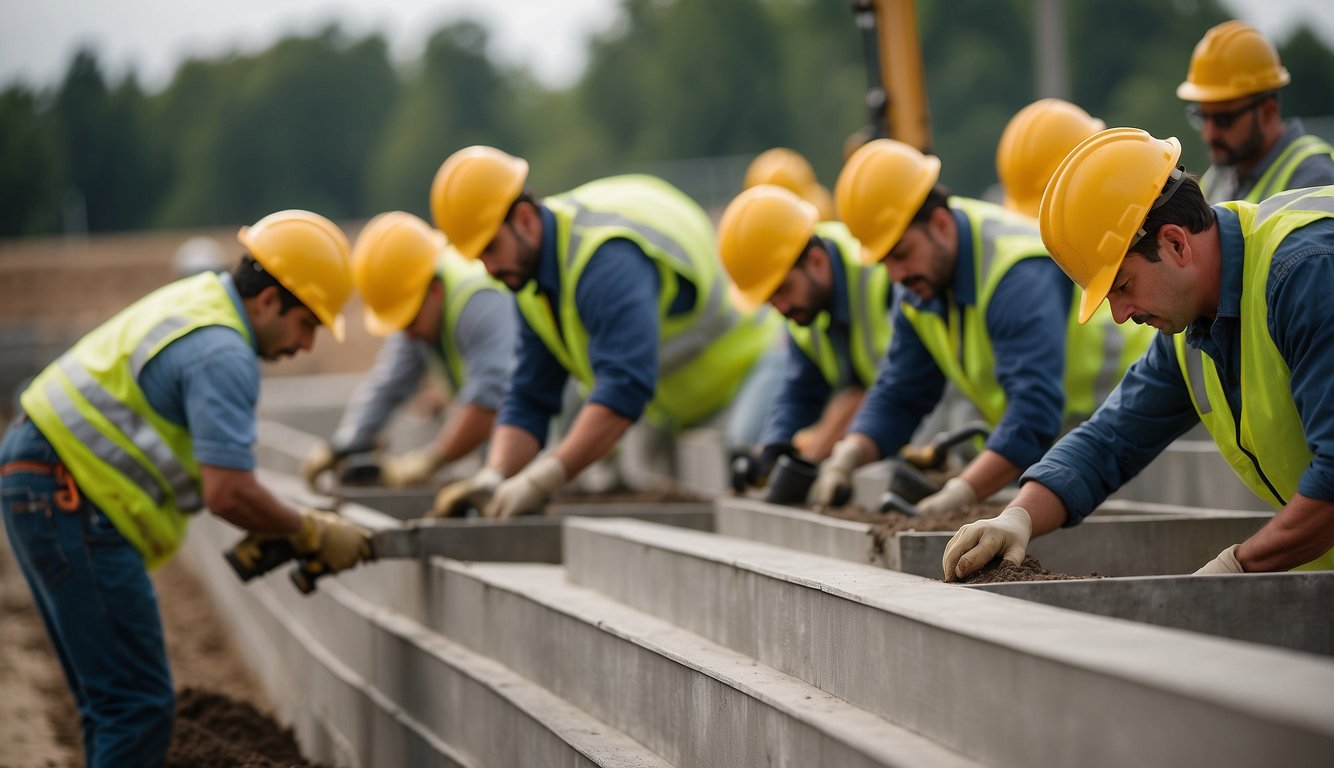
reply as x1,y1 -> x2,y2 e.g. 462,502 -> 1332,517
168,688 -> 328,768
956,555 -> 1098,584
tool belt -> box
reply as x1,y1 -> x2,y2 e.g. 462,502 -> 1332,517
0,460 -> 83,512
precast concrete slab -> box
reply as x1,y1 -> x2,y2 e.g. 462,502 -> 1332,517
564,517 -> 1334,768
674,426 -> 730,496
715,496 -> 1270,577
435,559 -> 980,768
184,512 -> 675,768
968,572 -> 1334,657
1112,425 -> 1270,511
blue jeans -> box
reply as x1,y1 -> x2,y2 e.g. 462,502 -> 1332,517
1,416 -> 174,768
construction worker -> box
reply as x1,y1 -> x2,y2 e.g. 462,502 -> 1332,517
718,184 -> 895,485
943,128 -> 1334,580
745,147 -> 836,220
300,211 -> 515,489
0,210 -> 372,766
996,98 -> 1104,219
1177,20 -> 1334,204
812,139 -> 1153,516
427,146 -> 782,518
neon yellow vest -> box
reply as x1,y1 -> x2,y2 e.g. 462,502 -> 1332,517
20,273 -> 251,569
786,222 -> 893,388
516,175 -> 779,430
1175,187 -> 1334,569
900,197 -> 1153,428
1202,133 -> 1334,204
435,250 -> 506,390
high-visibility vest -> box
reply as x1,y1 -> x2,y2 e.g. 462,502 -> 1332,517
1202,133 -> 1334,203
517,175 -> 779,430
435,250 -> 507,390
900,197 -> 1153,429
1176,187 -> 1334,570
20,273 -> 251,568
786,222 -> 893,389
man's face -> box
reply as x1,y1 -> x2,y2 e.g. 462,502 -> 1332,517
1104,244 -> 1196,335
479,205 -> 541,292
252,291 -> 320,361
1194,94 -> 1267,168
768,248 -> 832,326
403,281 -> 443,343
879,211 -> 954,301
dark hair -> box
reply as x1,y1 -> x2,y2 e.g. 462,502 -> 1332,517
1128,172 -> 1214,262
502,190 -> 540,223
231,255 -> 307,315
909,184 -> 952,227
793,235 -> 823,268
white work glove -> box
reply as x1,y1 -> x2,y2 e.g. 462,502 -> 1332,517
289,508 -> 372,574
1194,543 -> 1245,575
300,443 -> 338,489
430,467 -> 504,518
915,476 -> 977,516
941,506 -> 1032,582
810,439 -> 863,508
380,449 -> 441,488
484,455 -> 567,520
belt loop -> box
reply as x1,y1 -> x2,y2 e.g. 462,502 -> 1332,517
54,464 -> 81,512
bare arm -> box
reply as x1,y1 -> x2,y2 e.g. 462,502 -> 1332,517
429,403 -> 497,465
958,449 -> 1022,504
552,402 -> 633,478
1236,493 -> 1334,572
1006,480 -> 1070,536
795,388 -> 864,462
484,424 -> 543,477
201,464 -> 303,534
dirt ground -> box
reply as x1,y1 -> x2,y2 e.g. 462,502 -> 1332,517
955,555 -> 1100,584
0,526 -> 326,768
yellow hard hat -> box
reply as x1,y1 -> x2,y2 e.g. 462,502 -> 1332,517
718,185 -> 819,311
996,99 -> 1105,219
835,138 -> 941,265
430,145 -> 529,260
744,148 -> 819,194
1176,20 -> 1290,103
803,182 -> 836,221
352,212 -> 446,337
1038,128 -> 1182,324
237,210 -> 353,342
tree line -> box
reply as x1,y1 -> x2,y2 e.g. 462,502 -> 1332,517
3,0 -> 1332,238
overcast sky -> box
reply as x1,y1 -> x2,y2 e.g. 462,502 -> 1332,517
1,0 -> 1331,92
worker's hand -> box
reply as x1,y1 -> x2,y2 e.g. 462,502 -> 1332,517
300,443 -> 339,489
1194,543 -> 1244,575
380,449 -> 441,488
811,439 -> 863,508
941,506 -> 1032,582
289,508 -> 372,574
915,476 -> 977,516
430,468 -> 504,518
730,443 -> 794,492
484,455 -> 567,520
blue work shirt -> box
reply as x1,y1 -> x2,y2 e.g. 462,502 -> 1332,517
850,209 -> 1072,467
759,239 -> 888,447
18,273 -> 260,471
498,205 -> 697,444
1024,206 -> 1334,524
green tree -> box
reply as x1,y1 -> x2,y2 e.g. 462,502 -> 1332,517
0,85 -> 61,235
1279,24 -> 1334,122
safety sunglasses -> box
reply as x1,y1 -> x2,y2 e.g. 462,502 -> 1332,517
1184,93 -> 1270,131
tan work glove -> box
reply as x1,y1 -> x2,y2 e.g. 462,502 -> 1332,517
300,442 -> 339,489
915,476 -> 977,517
380,449 -> 442,488
1194,543 -> 1244,575
430,467 -> 504,518
289,508 -> 372,574
810,439 -> 863,508
941,506 -> 1032,582
485,455 -> 567,520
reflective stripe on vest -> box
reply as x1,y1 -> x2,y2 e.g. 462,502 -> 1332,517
900,197 -> 1151,428
1202,134 -> 1334,203
436,252 -> 504,390
19,273 -> 249,568
516,175 -> 778,429
788,222 -> 893,388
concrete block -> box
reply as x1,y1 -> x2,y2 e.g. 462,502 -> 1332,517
564,518 -> 1334,768
1112,425 -> 1270,511
674,426 -> 730,496
715,496 -> 1270,577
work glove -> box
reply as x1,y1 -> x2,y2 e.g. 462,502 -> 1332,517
300,442 -> 339,489
941,506 -> 1032,582
914,476 -> 977,517
379,449 -> 441,488
430,467 -> 504,518
289,508 -> 372,574
810,439 -> 863,508
1194,543 -> 1244,575
484,455 -> 567,520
